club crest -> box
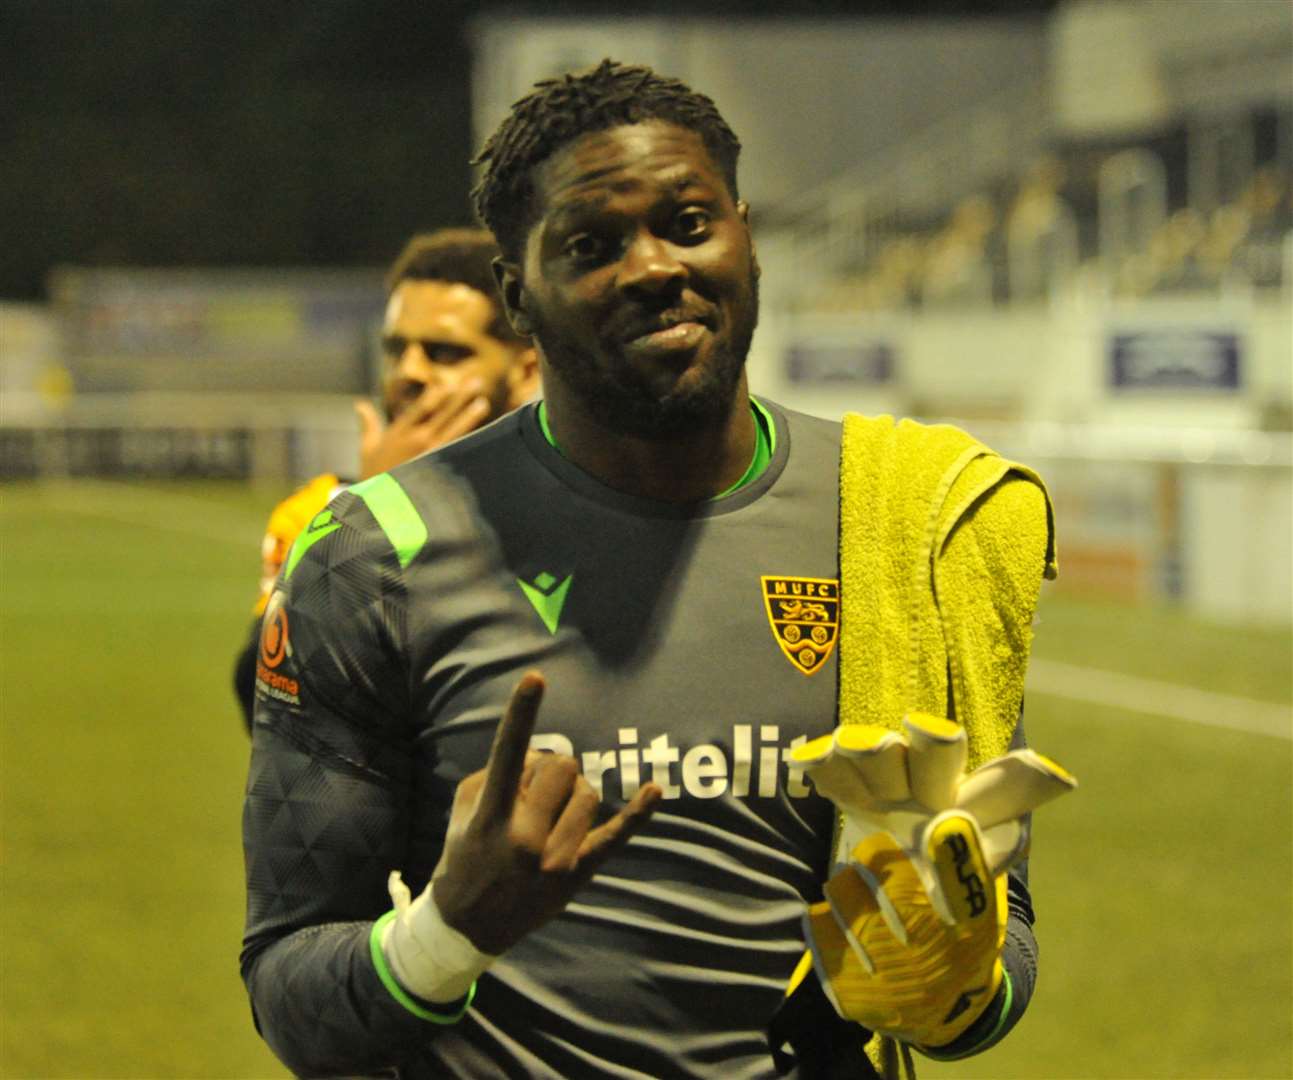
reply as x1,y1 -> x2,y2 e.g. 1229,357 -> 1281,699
760,575 -> 839,676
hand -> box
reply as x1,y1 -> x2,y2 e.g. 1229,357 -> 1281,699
805,817 -> 1006,1047
430,672 -> 661,956
795,715 -> 1075,915
792,715 -> 1076,1045
356,378 -> 492,479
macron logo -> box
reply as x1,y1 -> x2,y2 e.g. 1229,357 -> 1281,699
518,571 -> 573,634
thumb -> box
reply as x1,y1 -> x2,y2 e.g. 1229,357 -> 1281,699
955,749 -> 1077,830
924,810 -> 996,927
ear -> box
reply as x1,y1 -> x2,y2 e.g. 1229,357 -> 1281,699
738,200 -> 761,280
492,256 -> 534,337
506,346 -> 541,407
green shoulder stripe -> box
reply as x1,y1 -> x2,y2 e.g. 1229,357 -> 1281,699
349,473 -> 428,570
284,510 -> 341,580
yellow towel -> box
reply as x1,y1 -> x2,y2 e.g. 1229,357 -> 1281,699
837,413 -> 1057,1078
838,413 -> 1056,756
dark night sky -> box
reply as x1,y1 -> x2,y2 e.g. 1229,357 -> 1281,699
0,0 -> 1058,300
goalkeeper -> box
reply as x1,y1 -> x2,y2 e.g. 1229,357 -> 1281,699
232,228 -> 537,731
240,60 -> 1071,1080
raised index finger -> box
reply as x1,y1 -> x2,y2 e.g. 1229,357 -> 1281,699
477,671 -> 546,823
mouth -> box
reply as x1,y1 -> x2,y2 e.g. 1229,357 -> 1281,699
619,309 -> 716,360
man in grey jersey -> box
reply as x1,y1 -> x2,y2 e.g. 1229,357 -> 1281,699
242,60 -> 1049,1079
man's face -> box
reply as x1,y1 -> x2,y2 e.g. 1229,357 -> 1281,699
505,121 -> 759,439
379,280 -> 531,421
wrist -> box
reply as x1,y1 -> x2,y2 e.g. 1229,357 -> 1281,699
381,885 -> 498,1004
918,967 -> 1012,1060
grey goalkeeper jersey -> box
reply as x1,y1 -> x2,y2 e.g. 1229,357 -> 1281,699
241,400 -> 1031,1079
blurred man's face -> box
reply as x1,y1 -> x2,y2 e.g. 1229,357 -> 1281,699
379,280 -> 531,421
504,121 -> 758,439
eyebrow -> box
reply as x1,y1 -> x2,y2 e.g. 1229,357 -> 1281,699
547,173 -> 720,230
380,335 -> 473,356
546,196 -> 611,233
667,171 -> 711,194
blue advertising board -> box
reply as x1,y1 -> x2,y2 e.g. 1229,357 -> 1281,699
1108,327 -> 1242,391
785,340 -> 896,385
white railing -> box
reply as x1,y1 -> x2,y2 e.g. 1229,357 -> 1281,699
1,392 -> 359,484
762,79 -> 1052,303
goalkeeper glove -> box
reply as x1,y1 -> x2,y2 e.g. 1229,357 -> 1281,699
792,715 -> 1076,1048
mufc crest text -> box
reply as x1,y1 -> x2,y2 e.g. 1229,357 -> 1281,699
760,575 -> 839,676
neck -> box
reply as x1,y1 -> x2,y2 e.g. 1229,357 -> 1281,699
542,373 -> 756,503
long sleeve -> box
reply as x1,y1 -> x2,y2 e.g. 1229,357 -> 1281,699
235,473 -> 347,739
921,714 -> 1039,1061
242,738 -> 436,1078
240,492 -> 442,1077
232,618 -> 259,735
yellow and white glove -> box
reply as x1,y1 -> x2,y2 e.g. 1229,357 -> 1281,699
791,715 -> 1076,1048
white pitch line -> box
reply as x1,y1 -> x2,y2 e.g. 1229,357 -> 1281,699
1027,658 -> 1293,740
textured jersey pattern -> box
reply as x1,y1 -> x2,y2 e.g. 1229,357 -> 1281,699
241,402 -> 1037,1079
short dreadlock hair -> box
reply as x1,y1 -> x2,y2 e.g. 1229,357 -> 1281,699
384,228 -> 525,345
472,59 -> 742,260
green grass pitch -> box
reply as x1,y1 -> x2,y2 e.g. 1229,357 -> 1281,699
2,480 -> 1289,1079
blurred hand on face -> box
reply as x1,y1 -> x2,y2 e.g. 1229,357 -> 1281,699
355,378 -> 492,479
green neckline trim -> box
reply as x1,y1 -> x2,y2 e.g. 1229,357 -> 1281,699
752,396 -> 776,455
535,396 -> 774,500
349,473 -> 427,569
369,910 -> 477,1024
713,396 -> 774,499
536,397 -> 559,450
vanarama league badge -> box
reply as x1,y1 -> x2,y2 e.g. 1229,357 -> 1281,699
260,591 -> 290,669
760,576 -> 839,676
256,590 -> 301,705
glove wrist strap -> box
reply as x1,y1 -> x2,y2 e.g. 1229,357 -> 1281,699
918,967 -> 1013,1060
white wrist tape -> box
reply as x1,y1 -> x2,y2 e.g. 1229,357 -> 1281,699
381,871 -> 498,1004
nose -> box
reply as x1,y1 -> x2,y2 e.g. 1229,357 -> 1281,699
617,229 -> 685,297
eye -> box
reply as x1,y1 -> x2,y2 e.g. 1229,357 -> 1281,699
674,208 -> 711,241
424,344 -> 473,365
562,233 -> 605,263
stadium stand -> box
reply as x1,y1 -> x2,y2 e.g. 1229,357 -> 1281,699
792,102 -> 1291,314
